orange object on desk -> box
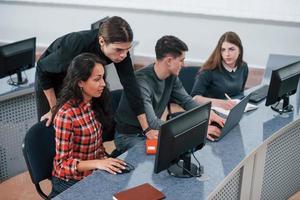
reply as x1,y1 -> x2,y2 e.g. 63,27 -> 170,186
146,139 -> 158,155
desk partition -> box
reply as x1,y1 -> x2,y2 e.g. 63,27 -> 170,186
0,68 -> 37,181
208,117 -> 300,200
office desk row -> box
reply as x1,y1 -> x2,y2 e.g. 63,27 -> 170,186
53,86 -> 300,200
0,68 -> 37,181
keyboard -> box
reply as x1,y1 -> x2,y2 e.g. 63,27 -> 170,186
249,84 -> 269,103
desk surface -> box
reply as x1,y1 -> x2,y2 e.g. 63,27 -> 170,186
53,86 -> 300,200
0,67 -> 36,102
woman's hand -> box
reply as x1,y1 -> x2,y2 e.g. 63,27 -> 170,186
40,110 -> 53,127
215,99 -> 236,110
95,158 -> 127,174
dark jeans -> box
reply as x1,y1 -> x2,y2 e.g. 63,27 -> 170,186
49,176 -> 78,198
114,131 -> 145,154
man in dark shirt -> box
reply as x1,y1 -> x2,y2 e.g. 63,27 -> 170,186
35,16 -> 157,140
114,35 -> 225,153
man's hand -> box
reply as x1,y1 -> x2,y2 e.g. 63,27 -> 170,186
40,110 -> 53,127
145,129 -> 159,140
207,125 -> 222,141
215,99 -> 236,110
209,111 -> 225,127
206,111 -> 225,141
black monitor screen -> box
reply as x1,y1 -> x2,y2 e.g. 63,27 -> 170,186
0,37 -> 36,85
154,102 -> 211,178
265,60 -> 300,113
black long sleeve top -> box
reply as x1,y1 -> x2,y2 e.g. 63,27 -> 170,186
36,29 -> 144,115
190,62 -> 248,99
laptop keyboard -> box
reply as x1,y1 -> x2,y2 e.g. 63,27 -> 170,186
249,84 -> 269,103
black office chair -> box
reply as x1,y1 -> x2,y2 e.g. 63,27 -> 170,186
108,89 -> 123,158
167,66 -> 200,119
91,16 -> 109,30
111,89 -> 123,113
178,66 -> 199,95
22,121 -> 55,199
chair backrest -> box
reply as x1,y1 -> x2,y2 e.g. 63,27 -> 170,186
102,89 -> 123,142
109,89 -> 124,157
91,16 -> 109,30
111,89 -> 123,113
178,66 -> 199,94
22,121 -> 55,199
167,66 -> 199,119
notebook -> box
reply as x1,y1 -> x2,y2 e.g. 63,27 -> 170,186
212,98 -> 257,116
113,183 -> 165,200
210,94 -> 251,141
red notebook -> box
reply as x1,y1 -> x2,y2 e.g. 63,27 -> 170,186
113,183 -> 165,200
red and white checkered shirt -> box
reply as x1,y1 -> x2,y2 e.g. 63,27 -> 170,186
52,99 -> 106,181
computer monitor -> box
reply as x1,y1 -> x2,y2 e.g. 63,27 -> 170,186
265,60 -> 300,113
0,37 -> 36,86
154,102 -> 211,178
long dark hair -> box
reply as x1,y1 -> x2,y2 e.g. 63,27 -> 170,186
53,53 -> 114,134
201,31 -> 244,71
99,16 -> 133,44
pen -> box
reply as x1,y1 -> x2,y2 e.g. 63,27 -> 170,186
225,93 -> 232,100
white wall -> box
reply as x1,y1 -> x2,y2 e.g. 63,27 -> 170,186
1,2 -> 300,68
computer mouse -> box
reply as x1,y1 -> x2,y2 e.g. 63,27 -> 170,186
118,162 -> 135,174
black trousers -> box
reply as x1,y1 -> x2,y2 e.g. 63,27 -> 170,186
34,73 -> 61,121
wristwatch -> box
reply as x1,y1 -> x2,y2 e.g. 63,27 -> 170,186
142,127 -> 152,136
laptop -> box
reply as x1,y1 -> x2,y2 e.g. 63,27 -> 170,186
210,94 -> 251,141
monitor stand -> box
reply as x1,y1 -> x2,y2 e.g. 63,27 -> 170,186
271,96 -> 293,113
7,71 -> 28,86
167,153 -> 202,178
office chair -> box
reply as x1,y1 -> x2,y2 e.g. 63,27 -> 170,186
101,89 -> 123,142
111,89 -> 123,113
178,66 -> 199,94
167,66 -> 199,119
22,121 -> 55,199
108,89 -> 123,158
91,16 -> 109,30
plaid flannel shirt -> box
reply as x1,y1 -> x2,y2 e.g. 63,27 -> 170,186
52,99 -> 106,181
